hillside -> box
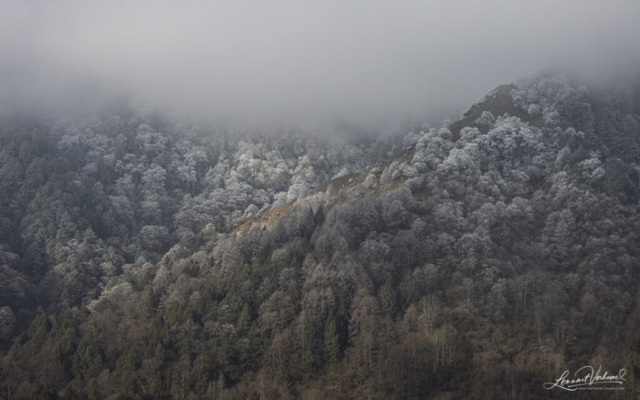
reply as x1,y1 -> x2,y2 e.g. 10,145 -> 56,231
0,110 -> 416,339
3,71 -> 640,399
449,84 -> 544,140
233,82 -> 547,235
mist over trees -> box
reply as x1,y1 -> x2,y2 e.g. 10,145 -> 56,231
1,0 -> 640,397
0,104 -> 418,334
2,71 -> 640,399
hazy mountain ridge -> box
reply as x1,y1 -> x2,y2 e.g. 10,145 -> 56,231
3,71 -> 640,399
233,78 -> 552,235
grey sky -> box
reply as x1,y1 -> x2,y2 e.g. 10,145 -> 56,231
1,0 -> 639,123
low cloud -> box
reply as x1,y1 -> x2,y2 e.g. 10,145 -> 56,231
2,0 -> 639,123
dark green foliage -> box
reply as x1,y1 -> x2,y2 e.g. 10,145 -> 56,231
29,382 -> 59,400
378,278 -> 398,318
213,215 -> 226,233
88,379 -> 99,400
142,286 -> 159,316
181,261 -> 200,278
324,310 -> 339,366
237,303 -> 252,335
27,314 -> 50,337
267,388 -> 280,400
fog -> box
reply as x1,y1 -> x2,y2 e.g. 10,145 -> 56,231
2,0 -> 640,124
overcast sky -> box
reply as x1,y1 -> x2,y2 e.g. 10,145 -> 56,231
1,0 -> 640,123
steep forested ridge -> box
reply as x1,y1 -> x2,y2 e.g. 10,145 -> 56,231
2,71 -> 640,399
0,108 -> 411,336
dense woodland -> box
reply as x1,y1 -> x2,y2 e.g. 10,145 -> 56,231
0,107 -> 414,335
2,71 -> 640,399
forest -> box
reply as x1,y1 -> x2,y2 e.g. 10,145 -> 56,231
0,103 -> 417,333
1,70 -> 640,399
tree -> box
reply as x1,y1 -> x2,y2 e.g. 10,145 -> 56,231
324,310 -> 339,366
0,307 -> 15,339
140,225 -> 170,251
379,279 -> 398,318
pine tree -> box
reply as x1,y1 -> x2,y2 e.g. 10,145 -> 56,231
324,309 -> 339,366
379,278 -> 398,318
237,303 -> 252,335
142,286 -> 159,316
88,379 -> 99,400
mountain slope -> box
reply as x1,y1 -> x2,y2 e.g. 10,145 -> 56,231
449,84 -> 543,140
3,71 -> 640,399
233,82 -> 547,235
0,110 -> 414,338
